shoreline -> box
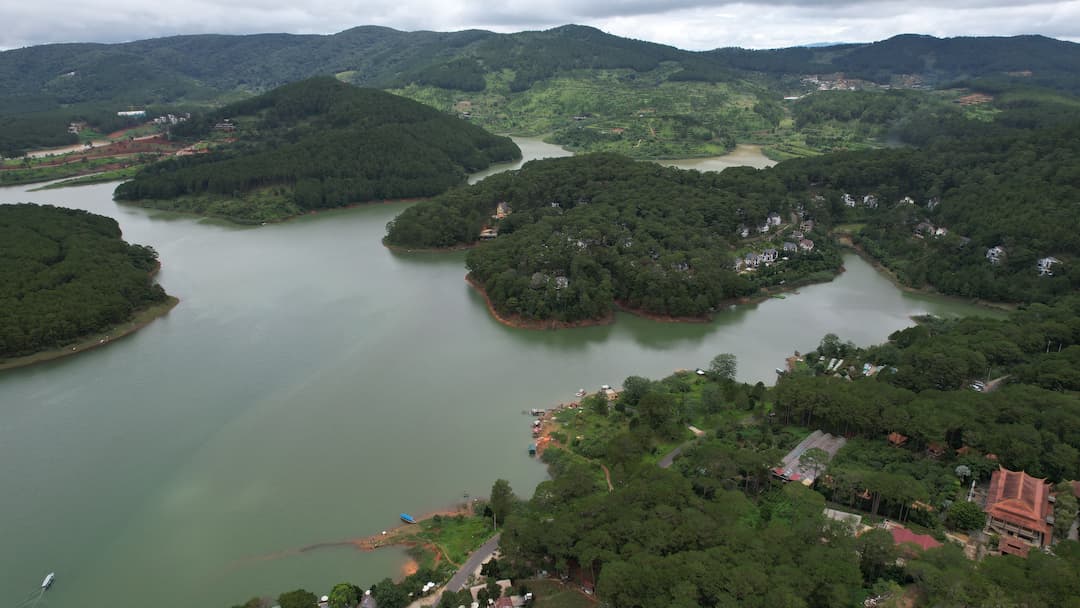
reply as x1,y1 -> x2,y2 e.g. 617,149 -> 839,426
0,296 -> 180,372
465,274 -> 616,330
383,239 -> 477,253
837,237 -> 1016,313
123,195 -> 434,226
465,263 -> 845,329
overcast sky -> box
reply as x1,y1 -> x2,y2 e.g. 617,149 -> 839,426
3,0 -> 1078,51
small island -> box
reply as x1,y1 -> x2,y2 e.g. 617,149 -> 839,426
0,203 -> 176,370
113,77 -> 521,224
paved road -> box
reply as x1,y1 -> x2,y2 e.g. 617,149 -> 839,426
444,533 -> 501,592
658,442 -> 690,468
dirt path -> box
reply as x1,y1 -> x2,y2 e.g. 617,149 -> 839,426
600,464 -> 614,492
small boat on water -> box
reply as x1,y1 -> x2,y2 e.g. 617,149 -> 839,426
42,572 -> 55,590
399,513 -> 416,524
528,443 -> 537,455
575,389 -> 587,397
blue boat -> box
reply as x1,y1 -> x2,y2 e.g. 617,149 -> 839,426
528,443 -> 537,455
399,513 -> 416,524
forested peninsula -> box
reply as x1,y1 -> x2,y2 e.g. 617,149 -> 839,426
387,153 -> 842,324
0,204 -> 174,366
113,78 -> 520,223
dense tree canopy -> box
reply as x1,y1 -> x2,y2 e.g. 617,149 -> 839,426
387,153 -> 841,321
0,203 -> 169,359
114,78 -> 520,221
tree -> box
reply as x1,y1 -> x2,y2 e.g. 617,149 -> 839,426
327,583 -> 359,608
1054,482 -> 1079,541
491,479 -> 515,528
819,333 -> 843,359
709,353 -> 737,381
584,392 -> 609,416
955,464 -> 972,483
620,376 -> 653,408
799,447 -> 830,482
946,500 -> 987,531
701,383 -> 726,414
856,528 -> 899,584
371,578 -> 409,608
278,589 -> 317,608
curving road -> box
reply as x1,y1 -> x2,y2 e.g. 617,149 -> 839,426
444,533 -> 501,593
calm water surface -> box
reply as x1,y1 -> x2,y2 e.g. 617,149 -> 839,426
1,138 -> 995,607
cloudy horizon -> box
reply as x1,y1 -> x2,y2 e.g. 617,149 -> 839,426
3,1 -> 1078,52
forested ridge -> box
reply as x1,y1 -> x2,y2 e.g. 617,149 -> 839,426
0,204 -> 169,359
387,153 -> 842,322
113,77 -> 520,222
3,26 -> 1078,156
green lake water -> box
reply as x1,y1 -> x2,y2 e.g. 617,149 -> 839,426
0,138 -> 998,607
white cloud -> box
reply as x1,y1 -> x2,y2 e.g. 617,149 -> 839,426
1,0 -> 1077,50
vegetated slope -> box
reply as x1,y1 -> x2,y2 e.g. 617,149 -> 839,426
709,34 -> 1080,91
6,27 -> 1078,110
4,27 -> 1079,157
113,77 -> 520,222
494,296 -> 1080,608
788,108 -> 1080,304
386,153 -> 842,322
0,203 -> 169,359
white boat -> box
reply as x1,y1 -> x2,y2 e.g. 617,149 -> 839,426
42,572 -> 55,589
574,389 -> 586,397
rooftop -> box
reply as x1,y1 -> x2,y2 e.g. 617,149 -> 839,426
986,466 -> 1053,539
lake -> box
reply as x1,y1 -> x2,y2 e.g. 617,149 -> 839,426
0,138 -> 996,607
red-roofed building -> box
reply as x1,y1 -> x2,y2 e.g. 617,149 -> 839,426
889,526 -> 942,552
985,466 -> 1054,554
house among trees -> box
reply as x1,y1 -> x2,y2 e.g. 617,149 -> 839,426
762,248 -> 779,263
1037,256 -> 1061,276
914,222 -> 935,237
799,238 -> 815,252
898,196 -> 915,206
479,227 -> 498,240
863,194 -> 879,209
767,212 -> 782,227
800,219 -> 815,233
986,245 -> 1006,264
984,466 -> 1054,557
926,197 -> 941,210
494,201 -> 511,219
887,432 -> 909,447
843,193 -> 857,207
738,224 -> 750,238
783,242 -> 799,253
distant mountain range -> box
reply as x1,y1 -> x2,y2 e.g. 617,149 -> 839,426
1,25 -> 1079,113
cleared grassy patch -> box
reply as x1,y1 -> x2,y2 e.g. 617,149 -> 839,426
411,514 -> 496,566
